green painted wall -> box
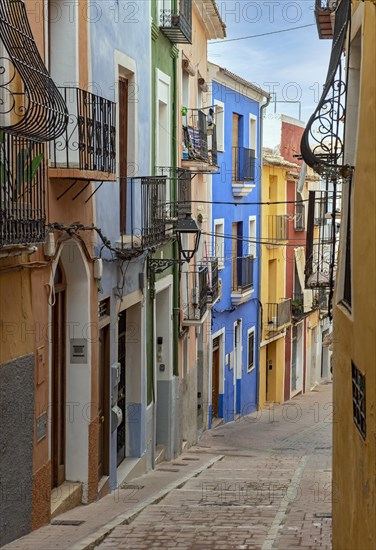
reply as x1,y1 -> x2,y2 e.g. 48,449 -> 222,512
147,1 -> 179,404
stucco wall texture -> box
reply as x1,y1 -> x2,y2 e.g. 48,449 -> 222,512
333,3 -> 376,549
0,355 -> 34,547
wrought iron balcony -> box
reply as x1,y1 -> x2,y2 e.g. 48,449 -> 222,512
118,176 -> 168,252
232,147 -> 256,197
207,257 -> 219,305
292,293 -> 304,320
301,0 -> 351,178
0,0 -> 68,142
155,166 -> 192,219
0,131 -> 46,248
49,88 -> 116,179
294,202 -> 305,231
159,0 -> 192,44
267,215 -> 287,245
182,265 -> 209,324
231,255 -> 254,306
267,299 -> 292,331
182,108 -> 218,170
315,0 -> 337,40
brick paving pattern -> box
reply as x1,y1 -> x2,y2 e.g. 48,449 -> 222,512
4,383 -> 332,550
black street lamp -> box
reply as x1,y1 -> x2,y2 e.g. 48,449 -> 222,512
175,212 -> 201,263
148,213 -> 201,273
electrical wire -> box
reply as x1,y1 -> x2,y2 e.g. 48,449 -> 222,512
210,24 -> 316,44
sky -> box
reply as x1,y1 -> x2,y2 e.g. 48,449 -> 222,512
208,1 -> 332,122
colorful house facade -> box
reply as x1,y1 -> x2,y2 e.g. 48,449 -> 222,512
303,1 -> 376,548
208,63 -> 269,423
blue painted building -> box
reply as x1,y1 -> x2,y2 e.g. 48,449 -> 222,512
90,2 -> 152,489
208,63 -> 269,425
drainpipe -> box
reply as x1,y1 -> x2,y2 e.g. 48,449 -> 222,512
257,94 -> 271,409
172,47 -> 180,458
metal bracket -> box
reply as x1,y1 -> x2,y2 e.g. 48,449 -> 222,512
148,258 -> 184,274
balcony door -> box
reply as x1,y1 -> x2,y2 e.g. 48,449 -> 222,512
119,77 -> 128,235
98,325 -> 110,481
232,114 -> 240,180
51,262 -> 66,489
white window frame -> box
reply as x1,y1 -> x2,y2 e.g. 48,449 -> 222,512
248,215 -> 257,258
213,218 -> 225,270
214,99 -> 225,152
249,114 -> 257,156
247,327 -> 255,373
155,69 -> 171,200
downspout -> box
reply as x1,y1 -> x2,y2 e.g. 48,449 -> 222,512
172,46 -> 180,460
257,94 -> 271,409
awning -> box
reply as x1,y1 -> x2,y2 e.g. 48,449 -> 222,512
0,0 -> 68,142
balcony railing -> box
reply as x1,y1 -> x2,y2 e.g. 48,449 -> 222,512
182,109 -> 218,168
50,87 -> 116,177
233,147 -> 256,182
294,202 -> 305,231
315,0 -> 337,40
232,256 -> 254,292
159,0 -> 192,44
183,265 -> 209,323
267,299 -> 292,331
0,131 -> 46,247
207,257 -> 219,305
121,176 -> 168,250
292,293 -> 304,320
268,215 -> 287,244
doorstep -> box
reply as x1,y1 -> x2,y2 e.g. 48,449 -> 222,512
51,481 -> 82,519
116,455 -> 147,487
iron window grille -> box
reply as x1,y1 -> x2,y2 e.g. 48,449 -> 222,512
124,176 -> 168,250
182,265 -> 209,322
232,147 -> 256,182
0,131 -> 46,247
0,0 -> 68,142
159,0 -> 192,44
232,255 -> 254,292
50,87 -> 116,174
294,202 -> 305,231
207,257 -> 219,304
247,331 -> 255,372
352,362 -> 366,440
267,299 -> 292,331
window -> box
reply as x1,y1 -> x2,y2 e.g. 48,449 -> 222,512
249,114 -> 257,156
248,217 -> 256,258
213,219 -> 224,270
352,362 -> 366,439
247,329 -> 255,372
119,77 -> 128,235
214,100 -> 225,151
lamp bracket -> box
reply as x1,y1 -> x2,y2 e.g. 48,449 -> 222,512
148,258 -> 184,274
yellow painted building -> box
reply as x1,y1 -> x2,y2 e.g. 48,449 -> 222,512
303,1 -> 376,548
259,154 -> 293,408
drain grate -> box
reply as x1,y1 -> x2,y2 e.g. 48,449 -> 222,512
314,513 -> 332,519
182,457 -> 200,461
172,463 -> 189,466
51,520 -> 85,526
212,435 -> 225,438
158,468 -> 180,472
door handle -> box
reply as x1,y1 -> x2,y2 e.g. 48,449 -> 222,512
100,415 -> 105,423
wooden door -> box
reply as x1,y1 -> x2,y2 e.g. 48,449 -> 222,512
212,339 -> 220,418
98,325 -> 110,480
51,263 -> 66,489
232,222 -> 238,290
117,311 -> 126,466
119,77 -> 128,235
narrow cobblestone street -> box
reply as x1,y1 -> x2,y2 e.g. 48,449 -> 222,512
98,383 -> 332,550
4,384 -> 332,550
